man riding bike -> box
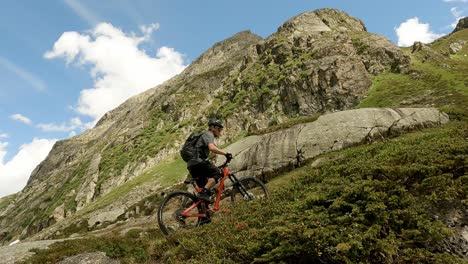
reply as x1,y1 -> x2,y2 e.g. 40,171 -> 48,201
185,118 -> 232,203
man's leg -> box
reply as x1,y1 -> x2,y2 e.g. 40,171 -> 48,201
204,178 -> 216,190
205,162 -> 222,190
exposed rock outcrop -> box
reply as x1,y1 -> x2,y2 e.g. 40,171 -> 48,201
0,239 -> 70,264
453,17 -> 468,33
215,9 -> 410,138
449,41 -> 466,54
219,108 -> 449,179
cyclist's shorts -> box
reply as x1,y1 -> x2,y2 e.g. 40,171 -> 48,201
188,161 -> 222,187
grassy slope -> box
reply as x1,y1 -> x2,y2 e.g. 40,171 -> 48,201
24,31 -> 468,263
0,194 -> 16,212
24,123 -> 468,264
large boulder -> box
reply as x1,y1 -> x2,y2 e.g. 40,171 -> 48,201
219,108 -> 449,179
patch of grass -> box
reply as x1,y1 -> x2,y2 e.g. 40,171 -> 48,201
0,193 -> 16,212
359,51 -> 468,121
49,160 -> 90,214
430,29 -> 468,56
21,123 -> 468,263
23,229 -> 167,264
98,112 -> 184,189
78,158 -> 186,215
352,37 -> 370,55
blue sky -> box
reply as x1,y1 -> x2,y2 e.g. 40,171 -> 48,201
0,0 -> 467,197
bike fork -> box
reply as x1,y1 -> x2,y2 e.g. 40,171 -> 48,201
229,174 -> 251,199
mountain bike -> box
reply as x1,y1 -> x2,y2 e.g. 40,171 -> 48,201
157,157 -> 269,236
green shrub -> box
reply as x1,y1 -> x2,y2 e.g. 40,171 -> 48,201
167,123 -> 468,263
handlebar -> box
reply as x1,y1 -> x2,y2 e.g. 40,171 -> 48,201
219,155 -> 233,168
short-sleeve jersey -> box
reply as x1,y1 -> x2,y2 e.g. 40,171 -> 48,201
187,131 -> 215,167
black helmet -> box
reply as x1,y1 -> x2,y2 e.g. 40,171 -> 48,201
208,118 -> 224,128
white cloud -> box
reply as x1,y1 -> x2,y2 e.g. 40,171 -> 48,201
139,23 -> 160,37
37,117 -> 93,133
45,22 -> 187,122
444,0 -> 468,3
450,7 -> 465,28
0,138 -> 57,197
0,56 -> 47,92
0,133 -> 8,138
451,7 -> 464,17
395,17 -> 444,47
10,114 -> 32,125
64,0 -> 100,26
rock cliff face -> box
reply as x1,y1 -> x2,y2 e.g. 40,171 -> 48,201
213,9 -> 409,135
0,9 -> 412,243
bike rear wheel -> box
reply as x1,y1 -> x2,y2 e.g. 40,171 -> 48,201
230,177 -> 269,202
157,191 -> 204,236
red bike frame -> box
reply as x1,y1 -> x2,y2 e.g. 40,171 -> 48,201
180,166 -> 231,218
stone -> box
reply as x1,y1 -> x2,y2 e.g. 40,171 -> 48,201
449,42 -> 465,54
52,203 -> 65,222
218,108 -> 449,180
87,209 -> 125,227
57,252 -> 120,264
453,17 -> 468,33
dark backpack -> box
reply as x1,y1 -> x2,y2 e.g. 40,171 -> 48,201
180,132 -> 204,162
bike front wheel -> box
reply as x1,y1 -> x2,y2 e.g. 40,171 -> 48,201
230,177 -> 269,203
157,191 -> 204,236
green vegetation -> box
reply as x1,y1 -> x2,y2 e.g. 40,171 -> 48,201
161,123 -> 467,264
359,38 -> 468,121
22,229 -> 166,264
18,160 -> 90,234
0,193 -> 16,212
23,28 -> 468,264
49,158 -> 186,238
79,158 -> 186,216
97,111 -> 184,189
430,29 -> 468,56
352,37 -> 370,55
25,123 -> 468,263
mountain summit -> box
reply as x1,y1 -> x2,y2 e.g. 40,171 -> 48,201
277,8 -> 366,37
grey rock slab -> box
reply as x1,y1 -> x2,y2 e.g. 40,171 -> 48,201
0,239 -> 68,264
220,108 -> 448,179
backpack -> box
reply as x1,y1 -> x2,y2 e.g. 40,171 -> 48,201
180,132 -> 204,162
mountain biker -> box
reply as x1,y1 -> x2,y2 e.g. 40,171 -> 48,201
186,118 -> 232,203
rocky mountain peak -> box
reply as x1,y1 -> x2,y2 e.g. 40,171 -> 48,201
453,16 -> 468,33
183,30 -> 262,76
277,8 -> 366,38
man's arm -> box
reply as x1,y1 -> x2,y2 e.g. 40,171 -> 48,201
208,143 -> 226,155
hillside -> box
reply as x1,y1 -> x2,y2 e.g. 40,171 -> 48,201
0,8 -> 467,264
0,8 -> 413,243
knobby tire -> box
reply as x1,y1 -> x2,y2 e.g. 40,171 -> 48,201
230,176 -> 269,203
157,191 -> 203,236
